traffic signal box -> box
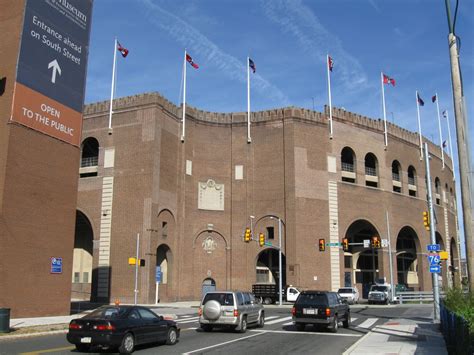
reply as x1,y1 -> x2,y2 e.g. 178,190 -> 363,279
319,238 -> 325,252
423,211 -> 430,231
244,227 -> 252,242
259,233 -> 265,247
371,235 -> 381,248
342,238 -> 349,251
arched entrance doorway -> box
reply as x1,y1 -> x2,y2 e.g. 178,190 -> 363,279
256,248 -> 286,290
156,244 -> 172,302
396,226 -> 422,290
72,211 -> 94,301
202,278 -> 216,298
344,220 -> 380,299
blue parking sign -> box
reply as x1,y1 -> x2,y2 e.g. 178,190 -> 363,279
50,257 -> 63,274
156,266 -> 162,283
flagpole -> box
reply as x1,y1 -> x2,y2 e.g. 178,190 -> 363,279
381,72 -> 388,149
445,111 -> 456,181
181,50 -> 187,142
247,57 -> 251,143
416,90 -> 423,159
108,37 -> 118,133
435,93 -> 445,169
327,54 -> 333,139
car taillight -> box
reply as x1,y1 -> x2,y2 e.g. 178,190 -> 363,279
69,322 -> 82,330
233,309 -> 239,317
291,307 -> 296,316
93,324 -> 115,331
325,308 -> 331,317
198,308 -> 202,316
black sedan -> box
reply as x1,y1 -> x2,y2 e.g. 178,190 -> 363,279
67,305 -> 180,353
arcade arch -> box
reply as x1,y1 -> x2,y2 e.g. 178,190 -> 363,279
396,226 -> 422,290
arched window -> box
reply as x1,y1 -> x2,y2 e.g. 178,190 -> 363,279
445,183 -> 449,205
392,160 -> 402,193
450,187 -> 454,208
407,165 -> 417,197
80,137 -> 99,178
435,178 -> 441,205
341,147 -> 356,183
364,153 -> 378,188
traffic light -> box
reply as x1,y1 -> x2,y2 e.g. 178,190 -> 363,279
319,238 -> 325,252
259,233 -> 265,247
371,235 -> 381,248
342,238 -> 349,251
423,211 -> 430,231
244,227 -> 252,242
139,259 -> 145,267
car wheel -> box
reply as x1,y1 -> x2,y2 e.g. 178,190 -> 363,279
75,344 -> 90,352
118,332 -> 135,354
264,297 -> 272,305
330,315 -> 338,333
238,316 -> 248,333
257,312 -> 265,328
343,312 -> 350,328
201,324 -> 213,332
295,323 -> 305,331
166,327 -> 178,345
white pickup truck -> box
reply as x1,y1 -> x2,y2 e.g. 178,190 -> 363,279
368,284 -> 393,305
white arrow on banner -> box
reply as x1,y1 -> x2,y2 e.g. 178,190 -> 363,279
48,59 -> 62,84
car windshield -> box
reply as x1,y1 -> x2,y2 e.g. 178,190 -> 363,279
203,293 -> 234,306
370,286 -> 388,292
338,288 -> 353,293
296,293 -> 327,306
86,306 -> 128,319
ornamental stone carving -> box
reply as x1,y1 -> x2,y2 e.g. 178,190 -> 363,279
202,236 -> 217,254
198,179 -> 224,211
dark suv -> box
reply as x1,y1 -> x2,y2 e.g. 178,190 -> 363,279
291,290 -> 350,333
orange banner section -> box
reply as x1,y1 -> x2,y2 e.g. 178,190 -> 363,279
11,82 -> 83,146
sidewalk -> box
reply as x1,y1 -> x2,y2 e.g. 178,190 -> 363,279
344,318 -> 447,355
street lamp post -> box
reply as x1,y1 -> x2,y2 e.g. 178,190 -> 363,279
278,218 -> 283,306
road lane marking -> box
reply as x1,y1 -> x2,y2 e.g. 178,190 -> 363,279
355,318 -> 378,329
266,316 -> 292,325
177,316 -> 200,323
20,346 -> 75,355
183,332 -> 265,354
251,329 -> 361,337
264,315 -> 279,320
283,321 -> 293,326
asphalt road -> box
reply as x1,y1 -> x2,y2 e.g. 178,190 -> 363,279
0,305 -> 434,355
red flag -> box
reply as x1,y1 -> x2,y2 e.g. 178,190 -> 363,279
417,93 -> 425,106
328,56 -> 334,72
383,74 -> 395,86
186,54 -> 199,69
117,41 -> 129,58
432,94 -> 437,103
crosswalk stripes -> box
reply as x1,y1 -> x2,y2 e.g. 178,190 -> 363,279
354,318 -> 377,329
265,316 -> 293,325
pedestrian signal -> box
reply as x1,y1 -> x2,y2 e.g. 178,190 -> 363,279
244,228 -> 252,242
319,239 -> 325,252
342,238 -> 349,251
259,233 -> 265,247
423,211 -> 430,231
371,236 -> 381,248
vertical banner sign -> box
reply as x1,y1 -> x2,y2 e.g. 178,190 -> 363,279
10,0 -> 93,146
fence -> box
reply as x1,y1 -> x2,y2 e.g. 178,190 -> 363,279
398,291 -> 445,304
440,302 -> 473,355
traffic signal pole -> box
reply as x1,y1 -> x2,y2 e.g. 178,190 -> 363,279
425,143 -> 440,321
134,233 -> 140,305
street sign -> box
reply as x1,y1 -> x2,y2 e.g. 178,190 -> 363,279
430,265 -> 441,273
363,239 -> 370,248
381,239 -> 388,248
428,254 -> 441,265
50,257 -> 63,274
326,242 -> 341,247
11,0 -> 93,146
155,266 -> 162,283
427,244 -> 441,252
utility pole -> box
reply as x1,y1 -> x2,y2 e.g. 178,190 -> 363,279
425,143 -> 440,321
444,0 -> 474,290
134,233 -> 140,305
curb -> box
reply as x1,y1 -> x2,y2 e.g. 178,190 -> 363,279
342,325 -> 374,355
0,329 -> 68,341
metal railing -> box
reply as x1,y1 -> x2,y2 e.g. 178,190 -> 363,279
408,177 -> 416,185
440,302 -> 473,355
341,162 -> 354,172
398,291 -> 445,304
392,172 -> 400,181
81,156 -> 98,167
365,166 -> 377,176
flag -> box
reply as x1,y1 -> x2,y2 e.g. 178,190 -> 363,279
417,93 -> 424,106
443,140 -> 447,148
432,94 -> 437,103
442,110 -> 447,118
117,41 -> 129,58
186,54 -> 199,69
328,56 -> 334,72
383,74 -> 395,86
249,58 -> 256,73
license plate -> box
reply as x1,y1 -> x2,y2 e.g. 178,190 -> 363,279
303,308 -> 316,315
80,337 -> 92,343
224,311 -> 234,316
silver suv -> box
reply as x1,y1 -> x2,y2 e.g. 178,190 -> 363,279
199,291 -> 264,333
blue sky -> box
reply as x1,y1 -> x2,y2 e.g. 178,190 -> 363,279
84,0 -> 473,257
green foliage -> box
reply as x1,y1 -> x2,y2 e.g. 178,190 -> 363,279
444,288 -> 474,332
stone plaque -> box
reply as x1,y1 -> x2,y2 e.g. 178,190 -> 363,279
198,179 -> 224,211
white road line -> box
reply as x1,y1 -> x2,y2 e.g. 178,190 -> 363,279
356,318 -> 378,329
180,315 -> 192,318
282,321 -> 293,326
251,329 -> 361,337
351,317 -> 357,323
183,332 -> 266,354
176,316 -> 200,323
265,316 -> 293,325
264,315 -> 280,320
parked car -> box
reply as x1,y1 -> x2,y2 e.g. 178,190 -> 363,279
368,284 -> 393,304
252,284 -> 301,304
337,287 -> 360,304
199,291 -> 264,333
67,305 -> 179,354
291,290 -> 350,333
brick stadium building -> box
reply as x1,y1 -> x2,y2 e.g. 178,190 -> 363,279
73,92 -> 462,304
